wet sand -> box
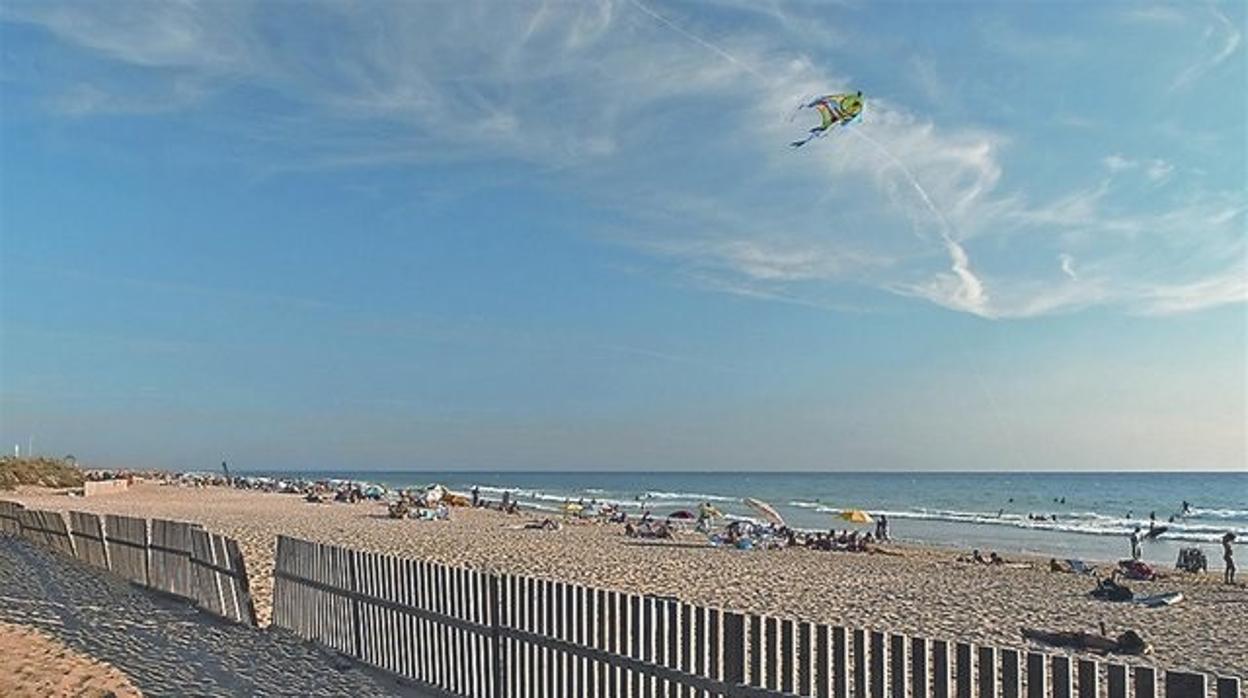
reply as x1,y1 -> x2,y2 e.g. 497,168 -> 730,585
8,483 -> 1246,677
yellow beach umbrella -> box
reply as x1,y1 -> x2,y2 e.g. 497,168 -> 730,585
839,509 -> 874,524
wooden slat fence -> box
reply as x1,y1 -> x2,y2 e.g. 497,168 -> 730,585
189,527 -> 257,626
103,513 -> 150,586
68,511 -> 109,569
149,518 -> 198,600
271,535 -> 1242,698
4,505 -> 255,629
0,500 -> 24,535
17,508 -> 76,557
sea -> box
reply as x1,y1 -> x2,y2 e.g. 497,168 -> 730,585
241,471 -> 1246,570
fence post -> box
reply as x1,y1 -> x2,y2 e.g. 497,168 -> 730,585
955,642 -> 973,698
1165,672 -> 1207,698
487,573 -> 505,698
1133,666 -> 1157,698
1078,659 -> 1099,698
347,548 -> 362,658
1106,665 -> 1127,698
722,611 -> 746,696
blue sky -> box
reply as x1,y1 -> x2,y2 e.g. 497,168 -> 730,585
1,0 -> 1244,471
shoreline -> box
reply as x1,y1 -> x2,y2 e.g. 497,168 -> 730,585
5,482 -> 1245,676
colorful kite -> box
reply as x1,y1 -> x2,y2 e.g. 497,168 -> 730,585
790,92 -> 864,148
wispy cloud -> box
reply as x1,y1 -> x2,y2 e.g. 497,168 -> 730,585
1058,253 -> 1078,281
1170,4 -> 1242,90
1137,270 -> 1248,315
4,0 -> 1243,321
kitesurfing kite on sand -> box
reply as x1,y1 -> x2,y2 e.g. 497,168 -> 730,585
790,91 -> 864,148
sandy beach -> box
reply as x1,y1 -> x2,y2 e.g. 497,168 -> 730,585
0,621 -> 142,698
0,535 -> 432,697
8,483 -> 1246,677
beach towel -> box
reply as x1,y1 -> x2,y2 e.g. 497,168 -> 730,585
1066,559 -> 1096,575
1118,560 -> 1158,581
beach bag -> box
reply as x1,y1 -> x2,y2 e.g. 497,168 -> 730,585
1091,578 -> 1133,602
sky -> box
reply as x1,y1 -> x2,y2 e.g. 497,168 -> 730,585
0,0 -> 1245,472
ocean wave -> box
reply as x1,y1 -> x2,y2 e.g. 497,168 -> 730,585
868,508 -> 1241,544
640,490 -> 739,503
787,501 -> 823,509
470,484 -> 652,510
1190,507 -> 1248,520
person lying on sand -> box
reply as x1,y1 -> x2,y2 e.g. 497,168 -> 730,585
1021,627 -> 1151,655
960,549 -> 988,564
524,518 -> 560,531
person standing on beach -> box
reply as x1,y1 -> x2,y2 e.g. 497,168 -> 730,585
1129,526 -> 1142,561
1224,532 -> 1237,585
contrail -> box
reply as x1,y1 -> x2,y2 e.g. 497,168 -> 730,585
631,0 -> 988,315
627,0 -> 768,82
629,0 -> 1030,467
850,128 -> 989,315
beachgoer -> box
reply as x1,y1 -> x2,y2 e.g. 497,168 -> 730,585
1129,526 -> 1142,561
1225,532 -> 1238,585
471,486 -> 480,507
1182,500 -> 1191,516
1050,558 -> 1063,572
989,552 -> 1005,565
875,514 -> 889,541
1021,627 -> 1150,655
972,549 -> 987,564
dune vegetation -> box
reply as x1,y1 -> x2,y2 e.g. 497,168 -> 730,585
0,457 -> 84,491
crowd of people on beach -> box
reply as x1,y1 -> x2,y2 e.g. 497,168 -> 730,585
150,473 -> 1245,583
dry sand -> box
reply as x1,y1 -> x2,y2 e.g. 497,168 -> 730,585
0,536 -> 432,697
0,621 -> 142,698
9,484 -> 1246,677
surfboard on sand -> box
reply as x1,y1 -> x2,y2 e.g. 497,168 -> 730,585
1135,592 -> 1183,608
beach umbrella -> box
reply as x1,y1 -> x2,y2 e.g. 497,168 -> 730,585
743,497 -> 786,527
839,509 -> 874,524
